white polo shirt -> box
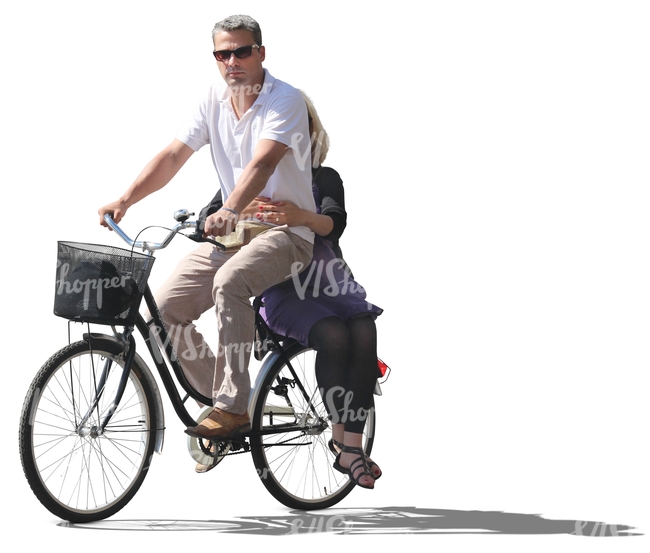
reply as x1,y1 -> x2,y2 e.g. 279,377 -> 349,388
176,69 -> 316,243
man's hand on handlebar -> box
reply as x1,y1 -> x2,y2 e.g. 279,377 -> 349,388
99,200 -> 128,228
204,208 -> 237,238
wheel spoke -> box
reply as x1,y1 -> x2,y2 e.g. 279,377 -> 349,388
250,345 -> 374,509
20,340 -> 156,522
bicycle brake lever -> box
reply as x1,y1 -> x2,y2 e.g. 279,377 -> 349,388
187,233 -> 227,250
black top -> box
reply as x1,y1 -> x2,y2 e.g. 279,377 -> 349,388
311,165 -> 347,259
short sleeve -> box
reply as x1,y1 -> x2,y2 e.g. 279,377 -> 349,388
258,89 -> 309,150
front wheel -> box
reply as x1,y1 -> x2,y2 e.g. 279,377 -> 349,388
250,343 -> 375,510
19,337 -> 158,522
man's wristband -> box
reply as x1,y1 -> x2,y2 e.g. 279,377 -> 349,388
221,207 -> 239,216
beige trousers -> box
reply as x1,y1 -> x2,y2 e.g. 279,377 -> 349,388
154,227 -> 312,414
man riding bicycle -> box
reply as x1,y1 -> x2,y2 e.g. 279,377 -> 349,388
98,14 -> 316,440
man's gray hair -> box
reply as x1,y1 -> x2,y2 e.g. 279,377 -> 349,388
212,14 -> 262,46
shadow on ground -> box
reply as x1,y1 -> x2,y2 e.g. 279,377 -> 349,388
58,506 -> 641,536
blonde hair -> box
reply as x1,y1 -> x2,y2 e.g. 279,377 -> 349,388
300,90 -> 330,168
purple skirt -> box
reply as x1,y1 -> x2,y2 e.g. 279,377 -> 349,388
260,236 -> 383,346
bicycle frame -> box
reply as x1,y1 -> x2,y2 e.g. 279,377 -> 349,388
81,282 -> 326,446
87,213 -> 328,446
136,286 -> 212,427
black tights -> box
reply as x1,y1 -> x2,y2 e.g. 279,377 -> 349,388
307,316 -> 378,435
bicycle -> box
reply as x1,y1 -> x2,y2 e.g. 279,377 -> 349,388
18,209 -> 389,523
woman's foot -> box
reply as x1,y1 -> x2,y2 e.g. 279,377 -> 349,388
330,437 -> 382,479
337,446 -> 375,489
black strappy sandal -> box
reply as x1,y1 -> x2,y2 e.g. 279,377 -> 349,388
331,438 -> 382,480
333,445 -> 375,489
328,438 -> 344,455
330,438 -> 348,476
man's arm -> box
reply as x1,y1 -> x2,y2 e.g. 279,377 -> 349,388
204,138 -> 288,237
99,139 -> 195,226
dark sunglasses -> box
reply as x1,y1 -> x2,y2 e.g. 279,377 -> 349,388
212,44 -> 260,62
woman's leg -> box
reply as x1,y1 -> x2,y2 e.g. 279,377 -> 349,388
307,316 -> 350,443
308,315 -> 380,486
341,316 -> 378,434
338,316 -> 380,484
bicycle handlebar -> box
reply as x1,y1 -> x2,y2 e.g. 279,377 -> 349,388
103,212 -> 226,253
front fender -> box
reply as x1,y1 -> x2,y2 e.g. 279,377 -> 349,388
84,332 -> 165,454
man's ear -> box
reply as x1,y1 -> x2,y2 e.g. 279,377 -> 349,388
259,45 -> 266,62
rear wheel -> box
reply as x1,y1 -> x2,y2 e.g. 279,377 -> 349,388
250,343 -> 375,510
19,338 -> 157,522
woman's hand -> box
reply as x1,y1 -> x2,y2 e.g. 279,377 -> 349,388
256,200 -> 334,236
240,196 -> 272,220
255,200 -> 307,227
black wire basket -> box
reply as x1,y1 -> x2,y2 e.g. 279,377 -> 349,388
53,241 -> 155,326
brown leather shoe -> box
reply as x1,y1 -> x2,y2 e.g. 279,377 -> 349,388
185,407 -> 251,439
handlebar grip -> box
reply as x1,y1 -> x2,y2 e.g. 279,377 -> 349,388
103,213 -> 119,231
187,232 -> 226,250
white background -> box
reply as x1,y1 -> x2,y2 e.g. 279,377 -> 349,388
1,0 -> 649,550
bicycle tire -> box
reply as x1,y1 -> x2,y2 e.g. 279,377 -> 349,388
250,343 -> 375,510
19,337 -> 158,522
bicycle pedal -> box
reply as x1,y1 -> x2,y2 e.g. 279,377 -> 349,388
228,439 -> 249,453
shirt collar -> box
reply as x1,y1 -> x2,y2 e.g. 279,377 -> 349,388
217,68 -> 275,110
